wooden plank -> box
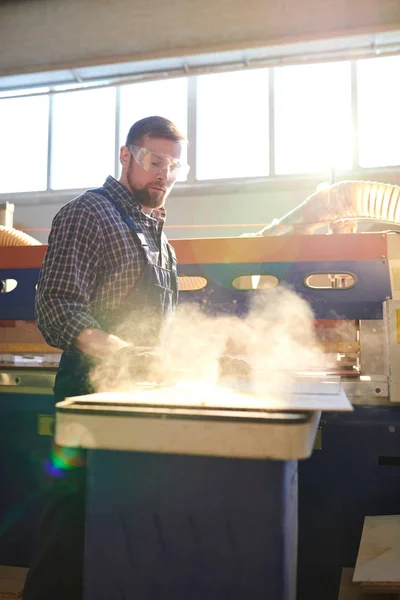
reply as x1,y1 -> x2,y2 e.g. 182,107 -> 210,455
69,375 -> 352,412
361,585 -> 400,593
171,234 -> 388,265
0,235 -> 388,268
337,568 -> 394,600
0,566 -> 28,600
353,515 -> 400,584
0,246 -> 46,269
0,343 -> 60,354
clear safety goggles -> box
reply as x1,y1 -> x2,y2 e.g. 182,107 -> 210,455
129,144 -> 190,181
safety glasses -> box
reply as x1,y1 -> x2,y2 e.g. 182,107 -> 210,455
129,145 -> 190,181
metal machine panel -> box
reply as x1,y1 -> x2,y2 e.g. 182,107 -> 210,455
177,259 -> 391,320
0,260 -> 391,321
0,233 -> 392,321
0,268 -> 40,320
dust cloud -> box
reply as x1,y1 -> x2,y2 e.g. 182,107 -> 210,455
90,287 -> 331,403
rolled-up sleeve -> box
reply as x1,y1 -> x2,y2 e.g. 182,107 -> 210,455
35,200 -> 102,352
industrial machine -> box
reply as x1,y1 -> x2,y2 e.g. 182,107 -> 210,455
1,180 -> 400,599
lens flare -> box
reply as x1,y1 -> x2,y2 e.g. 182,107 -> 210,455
44,445 -> 85,478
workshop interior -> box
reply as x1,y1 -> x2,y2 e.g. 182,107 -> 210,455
1,2 -> 400,599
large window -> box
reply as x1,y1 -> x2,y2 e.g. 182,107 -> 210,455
119,78 -> 188,144
357,55 -> 400,168
274,61 -> 353,174
51,87 -> 116,190
0,55 -> 399,196
196,69 -> 269,180
0,94 -> 49,193
119,78 -> 188,180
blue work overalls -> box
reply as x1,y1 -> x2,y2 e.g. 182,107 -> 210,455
23,188 -> 178,600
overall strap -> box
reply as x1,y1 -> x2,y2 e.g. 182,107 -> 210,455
90,187 -> 150,258
166,242 -> 177,272
165,239 -> 179,304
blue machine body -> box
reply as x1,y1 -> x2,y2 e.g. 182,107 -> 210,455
0,392 -> 54,567
84,451 -> 297,600
0,258 -> 392,321
298,406 -> 400,600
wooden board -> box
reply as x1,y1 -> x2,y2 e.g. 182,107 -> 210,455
337,568 -> 395,600
0,566 -> 27,600
353,516 -> 400,586
65,375 -> 352,412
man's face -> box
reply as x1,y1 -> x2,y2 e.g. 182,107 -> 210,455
120,136 -> 183,210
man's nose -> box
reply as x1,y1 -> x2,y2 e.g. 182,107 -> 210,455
157,165 -> 171,181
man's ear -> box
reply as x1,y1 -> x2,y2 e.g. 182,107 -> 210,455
120,146 -> 131,169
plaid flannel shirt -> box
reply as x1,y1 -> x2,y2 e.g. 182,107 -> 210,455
35,176 -> 174,352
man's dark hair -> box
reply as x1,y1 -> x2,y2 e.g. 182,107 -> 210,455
125,116 -> 186,147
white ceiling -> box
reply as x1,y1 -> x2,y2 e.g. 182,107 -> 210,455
1,29 -> 400,93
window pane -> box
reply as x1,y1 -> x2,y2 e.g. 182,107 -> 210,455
119,78 -> 188,181
0,94 -> 49,193
358,56 -> 400,168
196,69 -> 269,180
274,62 -> 352,174
51,87 -> 116,190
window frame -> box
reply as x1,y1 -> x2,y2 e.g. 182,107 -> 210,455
0,55 -> 399,198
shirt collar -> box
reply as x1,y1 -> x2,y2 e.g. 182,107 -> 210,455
103,176 -> 166,222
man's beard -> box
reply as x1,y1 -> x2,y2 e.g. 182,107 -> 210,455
133,186 -> 166,210
127,161 -> 166,210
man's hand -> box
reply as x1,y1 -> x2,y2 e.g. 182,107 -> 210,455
76,328 -> 129,360
110,345 -> 165,383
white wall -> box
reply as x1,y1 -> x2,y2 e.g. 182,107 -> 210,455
12,186 -> 305,243
10,167 -> 400,244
